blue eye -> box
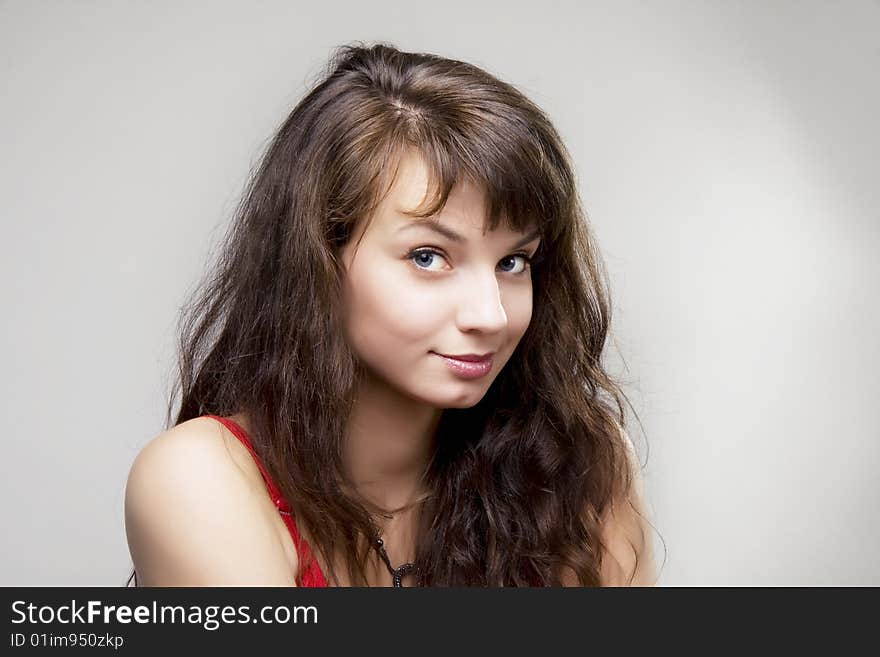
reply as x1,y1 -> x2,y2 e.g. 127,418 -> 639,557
410,250 -> 444,271
406,249 -> 533,275
498,254 -> 531,274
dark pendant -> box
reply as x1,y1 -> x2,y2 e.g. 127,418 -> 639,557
390,562 -> 418,587
374,537 -> 419,588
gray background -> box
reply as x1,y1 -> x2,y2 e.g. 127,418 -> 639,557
2,1 -> 877,586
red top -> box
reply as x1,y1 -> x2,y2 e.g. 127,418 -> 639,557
204,415 -> 328,587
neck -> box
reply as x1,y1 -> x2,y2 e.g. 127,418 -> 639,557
342,368 -> 442,514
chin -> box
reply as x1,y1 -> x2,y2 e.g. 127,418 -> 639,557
433,386 -> 491,409
387,368 -> 498,408
441,399 -> 483,410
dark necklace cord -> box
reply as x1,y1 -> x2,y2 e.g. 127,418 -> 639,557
359,487 -> 430,587
373,536 -> 419,587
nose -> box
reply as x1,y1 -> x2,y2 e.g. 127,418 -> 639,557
455,271 -> 508,333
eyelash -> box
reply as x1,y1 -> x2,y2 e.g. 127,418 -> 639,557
405,248 -> 534,276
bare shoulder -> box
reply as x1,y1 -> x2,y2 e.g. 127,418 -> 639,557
597,427 -> 658,586
124,416 -> 298,586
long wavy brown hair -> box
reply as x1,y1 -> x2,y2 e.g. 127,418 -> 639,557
127,41 -> 658,587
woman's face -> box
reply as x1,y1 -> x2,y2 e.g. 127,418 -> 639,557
338,151 -> 540,409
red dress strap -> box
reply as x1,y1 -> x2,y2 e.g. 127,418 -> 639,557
203,415 -> 328,587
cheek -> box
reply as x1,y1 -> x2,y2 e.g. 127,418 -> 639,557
506,288 -> 533,339
344,263 -> 444,349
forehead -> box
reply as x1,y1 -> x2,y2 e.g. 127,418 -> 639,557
376,150 -> 533,239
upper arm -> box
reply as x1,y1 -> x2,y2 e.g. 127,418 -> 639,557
597,429 -> 658,587
124,418 -> 297,586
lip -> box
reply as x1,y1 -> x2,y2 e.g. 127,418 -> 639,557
435,352 -> 494,362
431,352 -> 494,379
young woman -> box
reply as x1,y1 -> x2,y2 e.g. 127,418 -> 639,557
124,42 -> 659,587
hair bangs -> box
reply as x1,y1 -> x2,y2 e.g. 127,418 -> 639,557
375,124 -> 566,252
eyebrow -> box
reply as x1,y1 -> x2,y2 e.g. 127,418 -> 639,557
398,218 -> 541,249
